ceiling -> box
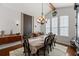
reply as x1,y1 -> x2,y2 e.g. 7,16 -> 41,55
1,3 -> 74,16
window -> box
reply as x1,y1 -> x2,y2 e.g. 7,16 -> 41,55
60,16 -> 69,36
46,19 -> 50,34
46,16 -> 69,36
52,17 -> 58,35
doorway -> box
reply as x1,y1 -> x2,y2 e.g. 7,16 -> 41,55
23,14 -> 32,35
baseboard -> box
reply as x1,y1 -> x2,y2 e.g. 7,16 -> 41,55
56,42 -> 71,47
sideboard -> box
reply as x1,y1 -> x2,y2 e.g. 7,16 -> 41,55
0,35 -> 23,56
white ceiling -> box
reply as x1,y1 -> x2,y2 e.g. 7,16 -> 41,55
53,3 -> 74,8
1,3 -> 74,16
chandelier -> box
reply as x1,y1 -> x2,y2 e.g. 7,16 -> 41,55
37,3 -> 47,25
37,3 -> 57,24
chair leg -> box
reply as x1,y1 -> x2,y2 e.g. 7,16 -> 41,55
24,48 -> 27,56
44,51 -> 45,56
36,51 -> 39,56
46,47 -> 49,54
47,49 -> 49,53
24,50 -> 27,56
49,45 -> 52,51
54,41 -> 56,46
52,43 -> 54,49
44,49 -> 46,56
25,52 -> 27,56
28,52 -> 30,56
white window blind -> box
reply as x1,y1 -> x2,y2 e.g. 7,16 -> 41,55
60,16 -> 69,36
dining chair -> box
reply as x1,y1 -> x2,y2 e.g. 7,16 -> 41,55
36,36 -> 50,56
23,37 -> 31,56
23,36 -> 38,56
53,34 -> 56,46
49,34 -> 56,51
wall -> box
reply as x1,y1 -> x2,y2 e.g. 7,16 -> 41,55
0,5 -> 21,35
56,6 -> 76,45
0,4 -> 41,35
42,6 -> 76,45
33,16 -> 41,32
0,4 -> 75,45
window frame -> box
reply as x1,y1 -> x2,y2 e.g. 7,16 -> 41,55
59,16 -> 69,36
45,15 -> 69,37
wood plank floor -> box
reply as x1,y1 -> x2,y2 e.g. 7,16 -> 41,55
67,46 -> 76,56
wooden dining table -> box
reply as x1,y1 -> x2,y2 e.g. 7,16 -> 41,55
28,35 -> 47,54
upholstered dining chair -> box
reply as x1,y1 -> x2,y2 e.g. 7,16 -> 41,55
48,34 -> 56,51
23,37 -> 31,56
23,36 -> 39,56
36,36 -> 50,56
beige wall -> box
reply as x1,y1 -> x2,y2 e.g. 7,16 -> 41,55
0,5 -> 21,35
33,16 -> 41,32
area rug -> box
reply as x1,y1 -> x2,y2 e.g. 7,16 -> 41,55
10,44 -> 68,56
49,44 -> 68,56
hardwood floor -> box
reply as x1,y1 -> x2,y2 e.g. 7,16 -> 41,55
67,46 -> 76,56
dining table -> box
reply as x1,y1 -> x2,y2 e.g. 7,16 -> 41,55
28,35 -> 47,54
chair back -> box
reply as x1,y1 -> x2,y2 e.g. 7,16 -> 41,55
44,36 -> 50,47
23,36 -> 31,55
51,34 -> 56,43
48,34 -> 56,45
